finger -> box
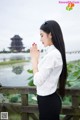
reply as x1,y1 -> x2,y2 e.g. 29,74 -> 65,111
32,43 -> 35,46
30,47 -> 36,52
32,46 -> 38,51
32,43 -> 37,47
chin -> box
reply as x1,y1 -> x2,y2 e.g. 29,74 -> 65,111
43,44 -> 48,47
44,45 -> 47,47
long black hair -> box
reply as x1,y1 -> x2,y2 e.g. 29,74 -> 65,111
40,20 -> 67,98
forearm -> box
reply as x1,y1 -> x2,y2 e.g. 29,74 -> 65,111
31,58 -> 38,75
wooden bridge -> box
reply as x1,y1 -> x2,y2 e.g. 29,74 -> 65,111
0,86 -> 80,120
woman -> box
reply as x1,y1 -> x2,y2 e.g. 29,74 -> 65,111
30,20 -> 67,120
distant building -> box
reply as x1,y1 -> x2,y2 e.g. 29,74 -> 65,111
9,35 -> 25,52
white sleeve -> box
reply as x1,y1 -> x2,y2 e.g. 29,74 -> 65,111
33,55 -> 55,86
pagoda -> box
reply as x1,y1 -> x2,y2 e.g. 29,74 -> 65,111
9,35 -> 25,52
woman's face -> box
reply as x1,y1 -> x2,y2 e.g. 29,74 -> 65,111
40,30 -> 53,47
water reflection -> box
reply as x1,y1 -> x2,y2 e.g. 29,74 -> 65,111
12,65 -> 24,75
10,55 -> 25,61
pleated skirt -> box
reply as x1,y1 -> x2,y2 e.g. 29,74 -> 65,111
37,92 -> 62,120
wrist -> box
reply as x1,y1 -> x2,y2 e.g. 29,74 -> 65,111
31,58 -> 38,64
32,64 -> 38,75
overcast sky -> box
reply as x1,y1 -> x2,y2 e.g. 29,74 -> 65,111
0,0 -> 80,51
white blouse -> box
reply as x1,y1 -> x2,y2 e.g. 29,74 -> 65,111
33,45 -> 63,96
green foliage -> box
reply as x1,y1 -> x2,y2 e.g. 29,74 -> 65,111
27,69 -> 35,86
67,60 -> 80,88
64,60 -> 80,106
28,80 -> 34,86
9,113 -> 21,120
9,94 -> 20,103
28,94 -> 37,104
9,96 -> 18,103
27,69 -> 36,103
27,69 -> 33,74
62,96 -> 72,105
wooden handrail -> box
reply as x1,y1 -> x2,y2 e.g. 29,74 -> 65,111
0,86 -> 80,120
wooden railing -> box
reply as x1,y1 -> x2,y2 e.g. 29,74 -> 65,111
0,86 -> 80,120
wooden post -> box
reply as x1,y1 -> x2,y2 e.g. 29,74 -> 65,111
21,94 -> 29,120
72,95 -> 80,120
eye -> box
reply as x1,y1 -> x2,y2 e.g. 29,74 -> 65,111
40,34 -> 43,37
41,35 -> 43,37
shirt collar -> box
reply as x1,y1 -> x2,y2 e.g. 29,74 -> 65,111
46,45 -> 56,53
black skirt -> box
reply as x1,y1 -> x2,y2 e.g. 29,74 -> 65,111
37,92 -> 62,120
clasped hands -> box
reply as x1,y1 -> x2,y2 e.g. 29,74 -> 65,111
30,43 -> 40,63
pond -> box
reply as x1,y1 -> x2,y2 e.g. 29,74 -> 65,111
0,53 -> 80,86
0,62 -> 31,86
0,53 -> 31,86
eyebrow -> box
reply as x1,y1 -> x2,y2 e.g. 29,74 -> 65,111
40,33 -> 43,35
